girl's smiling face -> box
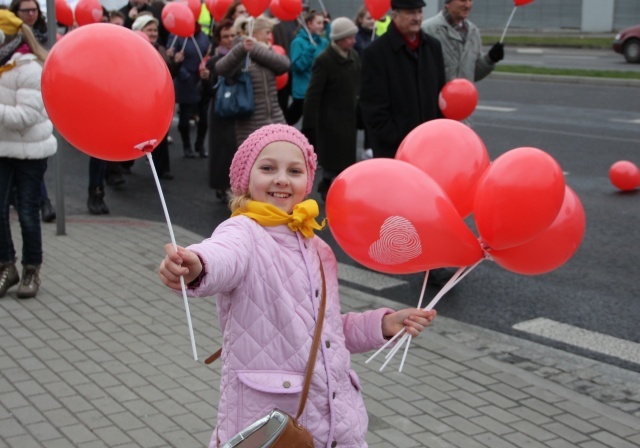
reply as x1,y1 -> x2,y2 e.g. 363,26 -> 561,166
248,142 -> 308,213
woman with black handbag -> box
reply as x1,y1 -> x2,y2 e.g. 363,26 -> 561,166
215,15 -> 290,147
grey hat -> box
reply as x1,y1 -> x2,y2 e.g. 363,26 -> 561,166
391,0 -> 426,9
330,17 -> 358,41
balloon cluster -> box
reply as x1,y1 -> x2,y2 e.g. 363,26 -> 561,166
55,0 -> 102,27
326,119 -> 586,277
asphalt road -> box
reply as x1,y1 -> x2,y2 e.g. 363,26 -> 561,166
46,64 -> 640,372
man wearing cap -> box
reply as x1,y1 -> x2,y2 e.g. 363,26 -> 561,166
302,17 -> 360,200
422,0 -> 504,83
359,0 -> 445,159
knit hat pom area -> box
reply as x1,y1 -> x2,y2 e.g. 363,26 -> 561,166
229,124 -> 318,197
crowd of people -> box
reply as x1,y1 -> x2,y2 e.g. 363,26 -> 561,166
1,0 -> 507,446
1,0 -> 505,293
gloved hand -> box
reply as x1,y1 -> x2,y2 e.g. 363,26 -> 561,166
488,42 -> 504,63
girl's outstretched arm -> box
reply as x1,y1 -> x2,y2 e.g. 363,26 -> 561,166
159,244 -> 203,290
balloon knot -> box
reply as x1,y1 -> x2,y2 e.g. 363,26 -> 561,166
133,139 -> 158,153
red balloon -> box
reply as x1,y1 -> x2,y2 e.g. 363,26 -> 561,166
326,159 -> 483,274
490,186 -> 585,275
75,0 -> 103,26
177,0 -> 202,20
279,0 -> 302,16
162,2 -> 196,37
272,44 -> 286,55
473,147 -> 566,250
41,24 -> 175,162
513,0 -> 535,6
55,0 -> 74,26
276,72 -> 288,90
438,78 -> 478,121
364,0 -> 390,21
609,160 -> 640,191
208,0 -> 233,21
242,0 -> 270,17
270,0 -> 298,21
396,119 -> 489,218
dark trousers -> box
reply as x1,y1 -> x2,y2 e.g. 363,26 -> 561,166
151,136 -> 170,176
0,157 -> 47,265
285,98 -> 304,126
178,101 -> 209,151
89,157 -> 106,189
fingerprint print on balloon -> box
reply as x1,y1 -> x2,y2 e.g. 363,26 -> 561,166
368,216 -> 422,265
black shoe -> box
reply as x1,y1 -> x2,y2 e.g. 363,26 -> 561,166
199,150 -> 209,158
106,172 -> 125,186
41,198 -> 56,223
87,187 -> 108,215
184,148 -> 196,158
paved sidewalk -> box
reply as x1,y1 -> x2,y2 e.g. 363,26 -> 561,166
1,214 -> 640,448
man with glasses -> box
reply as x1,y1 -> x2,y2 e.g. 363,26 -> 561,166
359,0 -> 445,159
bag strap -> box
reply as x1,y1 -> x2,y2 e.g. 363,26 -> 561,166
296,258 -> 326,421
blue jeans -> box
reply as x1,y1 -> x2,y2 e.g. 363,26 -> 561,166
0,157 -> 47,265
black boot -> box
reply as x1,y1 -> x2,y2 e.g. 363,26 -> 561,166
87,187 -> 108,215
41,198 -> 56,223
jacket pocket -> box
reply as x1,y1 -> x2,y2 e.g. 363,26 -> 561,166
348,369 -> 361,392
235,370 -> 304,426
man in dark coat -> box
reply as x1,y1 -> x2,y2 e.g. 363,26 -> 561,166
359,0 -> 446,158
302,17 -> 361,200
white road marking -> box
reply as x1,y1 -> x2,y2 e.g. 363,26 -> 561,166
513,318 -> 640,365
517,48 -> 544,54
610,118 -> 640,124
337,262 -> 408,291
476,105 -> 518,112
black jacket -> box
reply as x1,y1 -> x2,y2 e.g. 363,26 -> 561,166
359,23 -> 446,158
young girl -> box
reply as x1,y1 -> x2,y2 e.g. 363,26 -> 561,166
159,124 -> 436,447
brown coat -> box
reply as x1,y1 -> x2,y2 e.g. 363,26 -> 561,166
215,40 -> 290,146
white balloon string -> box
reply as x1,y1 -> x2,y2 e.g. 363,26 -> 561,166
397,270 -> 429,370
500,6 -> 517,44
191,36 -> 204,63
316,0 -> 327,15
365,327 -> 406,364
371,23 -> 376,42
146,152 -> 198,361
399,335 -> 412,372
297,16 -> 316,46
169,34 -> 178,50
380,333 -> 409,371
181,37 -> 188,52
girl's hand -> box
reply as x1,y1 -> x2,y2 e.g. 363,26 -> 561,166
159,244 -> 203,290
174,51 -> 185,64
382,309 -> 437,339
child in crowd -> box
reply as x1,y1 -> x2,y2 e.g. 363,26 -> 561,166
159,124 -> 436,447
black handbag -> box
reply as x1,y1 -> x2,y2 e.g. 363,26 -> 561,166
214,55 -> 254,119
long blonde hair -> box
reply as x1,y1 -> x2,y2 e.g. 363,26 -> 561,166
21,24 -> 48,63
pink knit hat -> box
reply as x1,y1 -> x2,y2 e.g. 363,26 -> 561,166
229,124 -> 317,196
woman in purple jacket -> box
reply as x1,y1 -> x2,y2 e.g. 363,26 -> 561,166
159,124 -> 435,447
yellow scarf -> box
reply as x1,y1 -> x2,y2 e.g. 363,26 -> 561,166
231,199 -> 326,238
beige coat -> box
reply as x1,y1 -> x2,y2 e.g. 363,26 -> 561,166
215,40 -> 290,146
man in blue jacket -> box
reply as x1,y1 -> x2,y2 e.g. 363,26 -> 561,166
359,0 -> 446,159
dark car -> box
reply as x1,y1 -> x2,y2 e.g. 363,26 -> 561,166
613,24 -> 640,63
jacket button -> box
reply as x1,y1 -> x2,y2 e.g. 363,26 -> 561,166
333,392 -> 336,399
331,442 -> 337,447
325,341 -> 330,348
283,381 -> 291,388
315,289 -> 319,297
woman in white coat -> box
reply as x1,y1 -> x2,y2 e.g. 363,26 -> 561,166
0,11 -> 56,299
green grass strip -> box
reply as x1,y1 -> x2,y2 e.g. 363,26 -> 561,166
495,64 -> 640,79
482,35 -> 613,49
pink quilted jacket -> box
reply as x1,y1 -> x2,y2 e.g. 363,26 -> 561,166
186,216 -> 394,447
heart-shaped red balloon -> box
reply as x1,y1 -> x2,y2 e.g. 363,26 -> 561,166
326,159 -> 483,274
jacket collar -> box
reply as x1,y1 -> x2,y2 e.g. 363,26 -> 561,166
387,21 -> 427,53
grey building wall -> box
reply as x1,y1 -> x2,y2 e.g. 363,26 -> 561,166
318,0 -> 640,32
